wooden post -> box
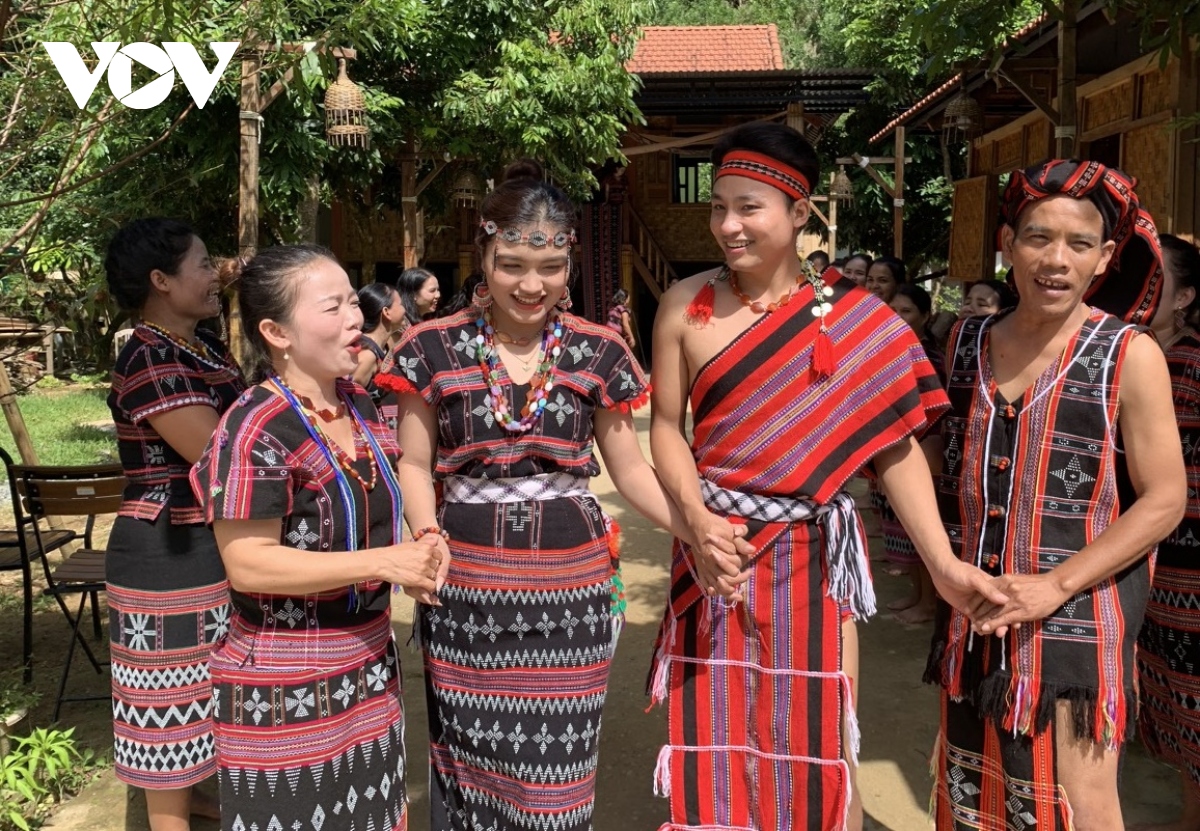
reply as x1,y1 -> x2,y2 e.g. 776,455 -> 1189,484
827,172 -> 839,256
232,48 -> 262,356
1056,0 -> 1079,158
0,360 -> 39,465
401,149 -> 420,269
894,125 -> 905,260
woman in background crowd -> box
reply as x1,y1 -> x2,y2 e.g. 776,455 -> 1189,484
882,282 -> 946,623
1137,234 -> 1200,831
397,266 -> 441,329
865,255 -> 905,303
959,278 -> 1017,318
841,252 -> 872,288
353,281 -> 405,429
106,218 -> 246,831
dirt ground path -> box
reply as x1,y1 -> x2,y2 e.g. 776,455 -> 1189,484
13,411 -> 1178,830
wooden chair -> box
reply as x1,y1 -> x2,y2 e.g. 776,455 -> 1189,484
9,459 -> 126,720
0,448 -> 77,684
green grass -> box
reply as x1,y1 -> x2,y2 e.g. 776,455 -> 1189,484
0,385 -> 116,467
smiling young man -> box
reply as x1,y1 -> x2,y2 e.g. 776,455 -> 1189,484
927,160 -> 1186,830
646,122 -> 1008,831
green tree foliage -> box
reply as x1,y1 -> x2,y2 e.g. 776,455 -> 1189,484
0,0 -> 649,368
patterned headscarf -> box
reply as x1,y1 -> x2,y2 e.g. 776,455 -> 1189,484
1000,159 -> 1164,325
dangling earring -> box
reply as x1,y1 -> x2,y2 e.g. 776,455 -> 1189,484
283,350 -> 289,361
1176,306 -> 1188,330
471,282 -> 492,311
555,293 -> 573,312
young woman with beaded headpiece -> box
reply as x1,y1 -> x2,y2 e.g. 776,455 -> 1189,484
380,159 -> 747,831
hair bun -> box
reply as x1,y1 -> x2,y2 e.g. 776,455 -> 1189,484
502,158 -> 544,185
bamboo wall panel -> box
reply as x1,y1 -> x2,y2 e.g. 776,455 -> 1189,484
1024,119 -> 1051,166
949,176 -> 993,282
1123,123 -> 1172,229
1138,67 -> 1172,117
1083,81 -> 1133,132
995,132 -> 1024,173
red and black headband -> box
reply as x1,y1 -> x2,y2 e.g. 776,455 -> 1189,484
1001,159 -> 1164,326
715,150 -> 812,200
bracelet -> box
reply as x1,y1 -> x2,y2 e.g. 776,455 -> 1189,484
413,525 -> 450,541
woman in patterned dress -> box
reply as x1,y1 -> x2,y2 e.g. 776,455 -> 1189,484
353,282 -> 405,431
884,282 -> 947,624
1137,234 -> 1200,831
382,160 -> 744,831
189,245 -> 442,831
105,218 -> 246,831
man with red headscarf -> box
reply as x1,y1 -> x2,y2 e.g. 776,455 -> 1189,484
648,122 -> 1008,830
927,159 -> 1186,830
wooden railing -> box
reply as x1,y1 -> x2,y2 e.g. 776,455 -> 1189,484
622,205 -> 678,299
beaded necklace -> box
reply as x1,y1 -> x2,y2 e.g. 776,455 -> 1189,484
273,377 -> 376,490
271,377 -> 404,610
140,321 -> 234,372
474,309 -> 564,433
290,393 -> 346,423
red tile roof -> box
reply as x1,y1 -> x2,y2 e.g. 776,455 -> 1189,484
627,25 -> 784,74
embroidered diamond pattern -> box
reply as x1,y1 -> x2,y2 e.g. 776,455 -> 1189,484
287,519 -> 319,550
466,719 -> 486,747
581,719 -> 596,750
583,605 -> 600,635
559,723 -> 581,753
452,332 -> 477,360
567,341 -> 594,364
471,403 -> 496,429
535,612 -> 557,637
1075,345 -> 1115,382
145,444 -> 166,465
285,688 -> 314,719
546,392 -> 576,427
332,677 -> 356,708
394,354 -> 421,380
506,722 -> 528,753
1050,454 -> 1096,498
484,721 -> 505,751
367,663 -> 388,691
531,723 -> 555,753
345,786 -> 358,813
508,612 -> 532,639
560,610 -> 580,638
274,598 -> 305,628
243,689 -> 270,725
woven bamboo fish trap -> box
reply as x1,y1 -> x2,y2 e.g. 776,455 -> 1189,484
325,58 -> 368,148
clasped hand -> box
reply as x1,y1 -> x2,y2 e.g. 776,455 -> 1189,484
688,513 -> 755,603
378,534 -> 451,606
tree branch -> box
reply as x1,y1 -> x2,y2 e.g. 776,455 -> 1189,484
0,103 -> 195,209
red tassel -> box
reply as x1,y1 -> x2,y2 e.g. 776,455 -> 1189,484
615,384 -> 653,413
684,280 -> 716,327
811,328 -> 835,381
373,372 -> 419,395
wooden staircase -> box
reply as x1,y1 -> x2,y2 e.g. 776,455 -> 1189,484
621,205 -> 678,299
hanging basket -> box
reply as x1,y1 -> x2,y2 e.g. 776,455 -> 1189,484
451,168 -> 485,208
943,91 -> 983,142
325,59 -> 369,148
830,166 -> 854,203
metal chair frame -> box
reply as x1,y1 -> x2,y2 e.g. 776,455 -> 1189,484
7,458 -> 125,720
